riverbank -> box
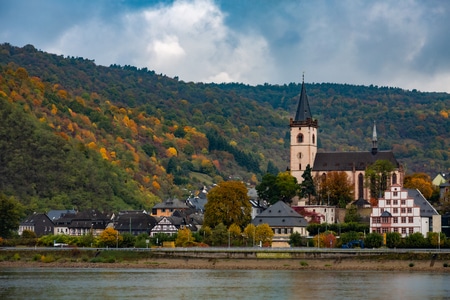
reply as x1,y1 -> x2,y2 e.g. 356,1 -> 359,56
1,257 -> 450,272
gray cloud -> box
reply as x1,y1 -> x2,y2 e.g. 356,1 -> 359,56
1,0 -> 449,92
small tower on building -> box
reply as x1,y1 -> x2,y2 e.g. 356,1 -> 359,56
289,75 -> 318,183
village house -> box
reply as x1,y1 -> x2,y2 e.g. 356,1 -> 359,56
252,200 -> 309,247
114,210 -> 157,236
370,184 -> 440,237
19,213 -> 54,237
151,198 -> 194,217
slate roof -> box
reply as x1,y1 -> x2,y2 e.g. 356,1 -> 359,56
47,209 -> 76,221
252,201 -> 308,227
380,211 -> 392,217
406,188 -> 439,217
294,79 -> 312,122
114,212 -> 157,232
313,150 -> 399,172
153,198 -> 191,210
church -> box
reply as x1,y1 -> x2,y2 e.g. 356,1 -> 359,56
289,78 -> 404,204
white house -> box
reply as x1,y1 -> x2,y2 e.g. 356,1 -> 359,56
370,184 -> 440,237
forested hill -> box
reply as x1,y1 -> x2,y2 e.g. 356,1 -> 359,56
0,43 -> 449,213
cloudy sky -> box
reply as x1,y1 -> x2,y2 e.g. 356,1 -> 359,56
1,0 -> 449,92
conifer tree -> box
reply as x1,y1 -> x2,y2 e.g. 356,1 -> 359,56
300,164 -> 316,205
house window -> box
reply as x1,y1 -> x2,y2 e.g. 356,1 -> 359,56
382,217 -> 389,223
386,200 -> 391,205
401,200 -> 406,205
297,133 -> 304,143
408,217 -> 413,223
407,208 -> 412,214
393,200 -> 398,205
401,208 -> 406,213
393,217 -> 398,223
401,217 -> 406,223
393,208 -> 398,214
393,227 -> 398,232
376,228 -> 381,233
402,228 -> 406,234
382,228 -> 388,233
393,192 -> 398,197
161,208 -> 166,212
408,228 -> 414,234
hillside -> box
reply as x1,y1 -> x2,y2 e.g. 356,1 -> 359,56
0,43 -> 449,212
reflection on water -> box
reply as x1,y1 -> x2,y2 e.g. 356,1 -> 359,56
1,268 -> 449,300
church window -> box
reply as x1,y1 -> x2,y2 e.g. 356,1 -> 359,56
392,173 -> 397,184
299,164 -> 301,170
297,133 -> 304,143
297,152 -> 302,158
358,173 -> 364,199
312,134 -> 315,144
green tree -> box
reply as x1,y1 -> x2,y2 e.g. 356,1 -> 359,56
120,233 -> 136,248
300,164 -> 316,205
204,181 -> 251,228
364,232 -> 383,248
427,232 -> 445,248
0,194 -> 24,238
256,171 -> 298,205
344,206 -> 361,223
385,232 -> 402,248
211,223 -> 228,246
365,160 -> 395,199
404,232 -> 428,248
289,232 -> 303,247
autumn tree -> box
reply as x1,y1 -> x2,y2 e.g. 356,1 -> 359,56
228,223 -> 242,246
300,164 -> 316,205
0,194 -> 24,238
256,171 -> 298,205
175,228 -> 194,247
98,227 -> 122,248
320,171 -> 354,207
254,223 -> 274,247
403,173 -> 434,199
365,160 -> 395,199
204,181 -> 251,228
243,223 -> 256,246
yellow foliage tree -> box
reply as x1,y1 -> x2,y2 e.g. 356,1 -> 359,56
166,147 -> 177,157
404,173 -> 434,199
243,223 -> 256,246
99,227 -> 122,248
175,228 -> 194,247
255,223 -> 274,247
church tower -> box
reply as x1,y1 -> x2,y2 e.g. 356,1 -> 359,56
289,76 -> 318,183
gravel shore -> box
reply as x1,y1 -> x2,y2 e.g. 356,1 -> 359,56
2,257 -> 450,272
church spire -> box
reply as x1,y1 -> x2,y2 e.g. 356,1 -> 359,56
371,121 -> 378,155
294,73 -> 313,122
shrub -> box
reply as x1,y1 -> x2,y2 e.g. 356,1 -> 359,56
300,261 -> 308,267
409,262 -> 415,268
41,255 -> 56,263
32,254 -> 42,261
12,253 -> 20,261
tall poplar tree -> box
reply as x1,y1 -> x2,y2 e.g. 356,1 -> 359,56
300,164 -> 316,205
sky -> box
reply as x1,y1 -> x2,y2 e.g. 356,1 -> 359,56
1,0 -> 450,93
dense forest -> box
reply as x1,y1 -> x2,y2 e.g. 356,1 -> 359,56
0,43 -> 449,213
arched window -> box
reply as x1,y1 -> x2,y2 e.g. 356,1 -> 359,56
392,173 -> 397,185
297,152 -> 302,159
312,134 -> 315,144
297,133 -> 304,143
321,173 -> 327,183
358,173 -> 364,199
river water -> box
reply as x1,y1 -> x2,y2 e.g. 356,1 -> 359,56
1,268 -> 449,299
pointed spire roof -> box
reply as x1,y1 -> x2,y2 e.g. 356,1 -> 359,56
294,74 -> 313,122
371,121 -> 378,155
